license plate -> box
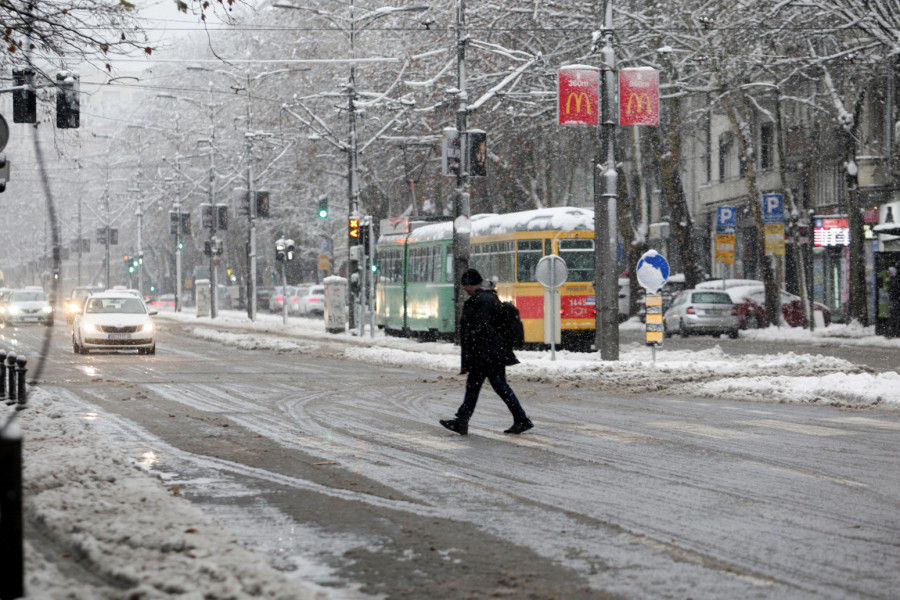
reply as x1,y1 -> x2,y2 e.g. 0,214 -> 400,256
108,333 -> 131,340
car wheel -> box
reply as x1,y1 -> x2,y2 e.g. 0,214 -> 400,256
663,323 -> 672,339
728,329 -> 739,339
147,344 -> 156,355
72,336 -> 81,354
679,320 -> 689,338
712,333 -> 722,338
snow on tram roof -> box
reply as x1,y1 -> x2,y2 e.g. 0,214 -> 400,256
398,206 -> 595,243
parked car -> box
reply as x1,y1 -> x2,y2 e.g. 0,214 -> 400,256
298,285 -> 326,316
663,288 -> 739,338
72,292 -> 156,355
725,285 -> 832,329
65,285 -> 105,323
269,286 -> 303,313
256,287 -> 276,311
151,294 -> 177,309
0,288 -> 54,326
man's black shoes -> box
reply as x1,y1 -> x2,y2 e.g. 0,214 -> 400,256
504,419 -> 534,435
440,418 -> 468,435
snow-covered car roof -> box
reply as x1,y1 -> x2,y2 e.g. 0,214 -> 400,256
696,279 -> 763,290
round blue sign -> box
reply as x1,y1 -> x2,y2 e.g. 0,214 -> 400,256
636,250 -> 670,292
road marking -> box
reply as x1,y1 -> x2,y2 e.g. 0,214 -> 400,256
647,421 -> 757,440
742,460 -> 867,488
566,424 -> 658,443
385,432 -> 469,451
738,419 -> 854,436
823,417 -> 900,430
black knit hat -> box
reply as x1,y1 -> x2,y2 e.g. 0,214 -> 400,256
460,268 -> 483,286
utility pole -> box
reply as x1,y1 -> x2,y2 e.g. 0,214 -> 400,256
452,0 -> 471,339
594,2 -> 619,360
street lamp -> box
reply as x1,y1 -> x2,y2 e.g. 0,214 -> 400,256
274,1 -> 428,331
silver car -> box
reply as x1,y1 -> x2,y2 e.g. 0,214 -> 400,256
663,289 -> 739,339
72,292 -> 157,355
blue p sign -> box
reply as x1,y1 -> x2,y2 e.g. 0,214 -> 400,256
717,206 -> 736,234
763,193 -> 784,224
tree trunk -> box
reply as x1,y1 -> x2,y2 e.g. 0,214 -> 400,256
649,114 -> 702,289
724,98 -> 779,326
845,94 -> 870,325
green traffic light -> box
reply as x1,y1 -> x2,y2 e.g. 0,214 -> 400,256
318,208 -> 328,218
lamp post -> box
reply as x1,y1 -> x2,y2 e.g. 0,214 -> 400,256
273,1 -> 428,331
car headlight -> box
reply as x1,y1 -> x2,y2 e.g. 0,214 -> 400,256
8,306 -> 21,315
43,305 -> 53,314
142,321 -> 154,333
83,322 -> 98,334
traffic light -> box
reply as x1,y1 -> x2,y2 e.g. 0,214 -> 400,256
285,239 -> 295,261
12,68 -> 36,124
124,255 -> 132,272
56,71 -> 80,129
216,203 -> 228,231
275,238 -> 286,262
349,218 -> 360,242
467,130 -> 487,177
317,196 -> 328,219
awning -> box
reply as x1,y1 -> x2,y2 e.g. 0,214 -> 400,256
873,222 -> 900,236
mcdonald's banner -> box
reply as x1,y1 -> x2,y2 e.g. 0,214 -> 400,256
619,67 -> 659,126
558,65 -> 600,126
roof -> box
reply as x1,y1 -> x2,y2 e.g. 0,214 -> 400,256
383,207 -> 596,244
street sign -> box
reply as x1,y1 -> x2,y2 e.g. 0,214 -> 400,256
558,66 -> 600,126
716,206 -> 737,234
644,293 -> 664,346
535,255 -> 568,289
619,68 -> 659,126
636,250 -> 669,292
762,193 -> 784,224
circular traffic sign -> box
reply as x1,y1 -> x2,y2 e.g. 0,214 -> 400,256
535,255 -> 568,289
636,250 -> 669,292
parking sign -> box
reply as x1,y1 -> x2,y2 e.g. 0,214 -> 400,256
763,193 -> 784,225
716,206 -> 736,234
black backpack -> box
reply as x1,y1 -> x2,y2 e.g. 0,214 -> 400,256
500,301 -> 525,350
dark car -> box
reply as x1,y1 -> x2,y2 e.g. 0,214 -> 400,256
256,287 -> 275,311
725,285 -> 832,329
65,285 -> 105,324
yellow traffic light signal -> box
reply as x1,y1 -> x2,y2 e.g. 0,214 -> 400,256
349,217 -> 360,239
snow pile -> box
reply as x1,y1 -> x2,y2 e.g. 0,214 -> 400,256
14,389 -> 326,600
173,312 -> 899,409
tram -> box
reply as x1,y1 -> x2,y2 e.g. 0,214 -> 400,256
376,207 -> 598,350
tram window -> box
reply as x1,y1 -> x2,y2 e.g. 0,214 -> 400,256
559,239 -> 594,282
517,239 -> 543,282
432,246 -> 441,282
499,241 -> 513,282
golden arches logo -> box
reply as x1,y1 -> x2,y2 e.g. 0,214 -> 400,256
625,93 -> 653,116
565,92 -> 592,115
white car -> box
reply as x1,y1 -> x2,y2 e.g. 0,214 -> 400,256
72,292 -> 157,355
298,285 -> 326,316
1,288 -> 54,326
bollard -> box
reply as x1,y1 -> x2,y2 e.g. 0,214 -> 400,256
15,356 -> 26,404
0,350 -> 6,400
0,421 -> 25,600
4,353 -> 15,405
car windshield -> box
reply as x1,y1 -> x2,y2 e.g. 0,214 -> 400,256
692,292 -> 732,305
86,297 -> 147,314
11,291 -> 47,302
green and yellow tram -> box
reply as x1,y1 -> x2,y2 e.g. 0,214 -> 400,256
376,207 -> 598,349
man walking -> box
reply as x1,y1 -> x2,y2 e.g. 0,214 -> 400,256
440,269 -> 533,435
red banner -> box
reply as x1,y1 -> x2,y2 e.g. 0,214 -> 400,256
558,66 -> 600,126
619,68 -> 659,126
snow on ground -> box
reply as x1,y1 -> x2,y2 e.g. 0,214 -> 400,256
175,310 -> 900,409
4,309 -> 899,599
